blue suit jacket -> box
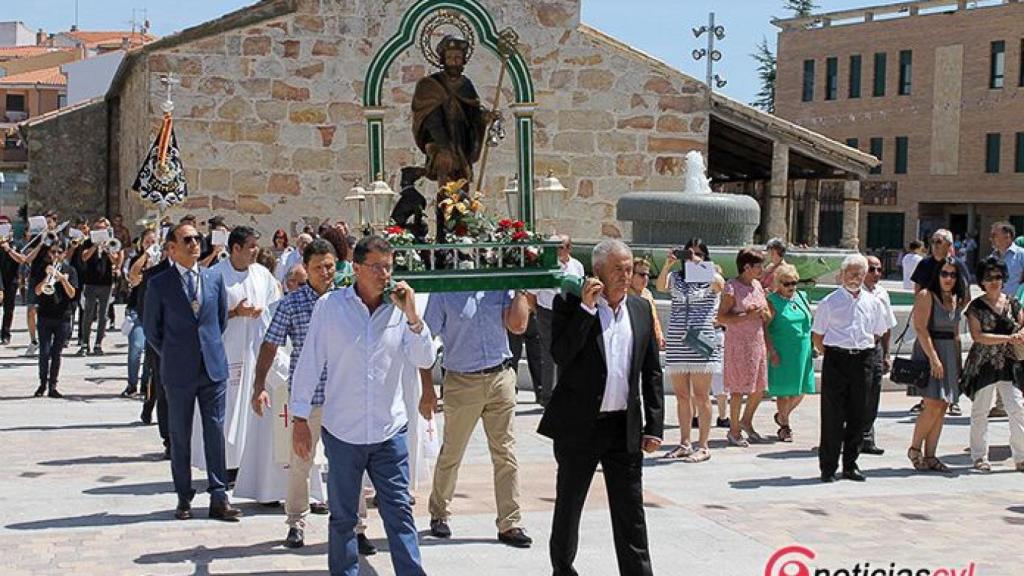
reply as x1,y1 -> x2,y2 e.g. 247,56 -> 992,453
143,265 -> 229,385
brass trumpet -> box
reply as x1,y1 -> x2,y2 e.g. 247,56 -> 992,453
103,237 -> 122,254
41,264 -> 61,296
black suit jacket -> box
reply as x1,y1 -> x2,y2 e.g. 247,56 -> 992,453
538,293 -> 664,453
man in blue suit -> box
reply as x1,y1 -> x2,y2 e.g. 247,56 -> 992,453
143,223 -> 242,522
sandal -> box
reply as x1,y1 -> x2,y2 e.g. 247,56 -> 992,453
923,456 -> 952,474
682,447 -> 711,463
907,447 -> 925,470
727,432 -> 749,447
947,403 -> 962,416
973,458 -> 992,472
663,444 -> 693,459
741,425 -> 765,444
777,426 -> 793,443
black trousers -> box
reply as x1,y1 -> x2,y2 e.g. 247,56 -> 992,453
535,306 -> 557,401
550,414 -> 653,576
862,345 -> 884,446
37,317 -> 71,388
508,312 -> 549,403
141,344 -> 169,447
1,273 -> 16,341
820,347 -> 872,475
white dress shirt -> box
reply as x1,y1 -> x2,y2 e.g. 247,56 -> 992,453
290,286 -> 437,445
811,287 -> 891,350
901,252 -> 923,290
582,296 -> 633,412
536,256 -> 586,310
174,261 -> 202,304
864,283 -> 898,334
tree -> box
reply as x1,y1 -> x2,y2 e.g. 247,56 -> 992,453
784,0 -> 819,17
750,37 -> 776,113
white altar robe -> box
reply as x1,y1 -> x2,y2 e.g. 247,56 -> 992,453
192,261 -> 280,470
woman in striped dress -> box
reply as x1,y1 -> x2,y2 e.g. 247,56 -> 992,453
656,238 -> 723,463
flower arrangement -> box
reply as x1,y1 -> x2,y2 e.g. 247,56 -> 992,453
382,224 -> 425,271
493,218 -> 539,267
438,179 -> 493,241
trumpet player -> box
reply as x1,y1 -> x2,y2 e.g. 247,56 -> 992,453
34,242 -> 78,398
0,214 -> 25,346
76,218 -> 122,357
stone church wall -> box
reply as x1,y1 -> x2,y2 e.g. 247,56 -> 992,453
115,0 -> 708,241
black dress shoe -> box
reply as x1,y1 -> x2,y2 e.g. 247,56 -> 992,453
309,501 -> 329,515
175,502 -> 193,520
357,533 -> 377,556
716,417 -> 730,429
162,447 -> 171,460
120,386 -> 136,398
842,468 -> 867,482
140,411 -> 152,425
47,389 -> 63,399
497,527 -> 532,548
429,518 -> 451,538
284,526 -> 304,548
820,471 -> 838,483
861,444 -> 885,456
209,503 -> 243,522
33,383 -> 46,397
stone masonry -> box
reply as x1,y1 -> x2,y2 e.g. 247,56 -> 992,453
109,0 -> 709,241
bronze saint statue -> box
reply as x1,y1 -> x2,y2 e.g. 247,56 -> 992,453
411,35 -> 491,188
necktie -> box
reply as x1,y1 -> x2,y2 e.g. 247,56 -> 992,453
186,270 -> 199,315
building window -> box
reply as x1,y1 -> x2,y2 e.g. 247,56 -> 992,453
1016,132 -> 1024,173
848,55 -> 862,98
895,136 -> 909,174
58,94 -> 66,108
870,137 -> 883,175
846,138 -> 859,149
986,133 -> 1001,173
898,50 -> 912,95
802,59 -> 815,102
990,40 -> 1005,89
825,57 -> 838,100
5,94 -> 25,113
873,52 -> 887,97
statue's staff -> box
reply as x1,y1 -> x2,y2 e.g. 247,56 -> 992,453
474,28 -> 518,194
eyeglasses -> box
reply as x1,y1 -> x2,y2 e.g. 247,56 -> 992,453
636,272 -> 650,278
781,281 -> 798,288
939,271 -> 958,279
360,262 -> 392,275
868,266 -> 882,273
983,275 -> 1004,282
179,235 -> 202,245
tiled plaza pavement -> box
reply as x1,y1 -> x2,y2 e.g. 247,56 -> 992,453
1,305 -> 1021,575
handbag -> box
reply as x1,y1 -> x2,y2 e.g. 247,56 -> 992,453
681,280 -> 718,360
889,316 -> 930,386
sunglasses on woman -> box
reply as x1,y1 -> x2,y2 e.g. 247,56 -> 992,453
939,270 -> 958,279
781,281 -> 798,288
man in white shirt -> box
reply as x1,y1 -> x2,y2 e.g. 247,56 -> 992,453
531,234 -> 585,406
901,240 -> 924,291
291,236 -> 436,576
811,254 -> 891,483
861,255 -> 899,455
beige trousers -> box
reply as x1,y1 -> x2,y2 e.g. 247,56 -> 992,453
428,367 -> 522,532
285,406 -> 367,532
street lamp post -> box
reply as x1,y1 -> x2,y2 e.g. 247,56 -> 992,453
692,12 -> 727,103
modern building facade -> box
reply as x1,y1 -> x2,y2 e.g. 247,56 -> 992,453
775,0 -> 1024,255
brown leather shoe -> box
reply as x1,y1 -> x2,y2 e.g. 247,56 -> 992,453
209,503 -> 243,522
174,502 -> 193,520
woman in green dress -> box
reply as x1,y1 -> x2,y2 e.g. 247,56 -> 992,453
321,227 -> 354,288
763,264 -> 815,442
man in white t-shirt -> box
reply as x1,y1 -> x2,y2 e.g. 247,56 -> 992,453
532,234 -> 585,406
901,240 -> 924,291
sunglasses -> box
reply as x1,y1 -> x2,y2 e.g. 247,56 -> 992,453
179,235 -> 202,245
983,275 -> 1004,282
868,266 -> 882,273
781,281 -> 799,288
636,271 -> 650,278
931,239 -> 947,245
939,271 -> 958,279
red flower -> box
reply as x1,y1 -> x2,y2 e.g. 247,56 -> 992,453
385,225 -> 403,235
513,220 -> 525,230
454,224 -> 468,236
511,230 -> 530,242
498,219 -> 513,229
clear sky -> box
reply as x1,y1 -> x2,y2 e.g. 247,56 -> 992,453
5,0 -> 860,104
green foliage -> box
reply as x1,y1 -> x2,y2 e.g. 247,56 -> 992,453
784,0 -> 819,17
751,37 -> 776,113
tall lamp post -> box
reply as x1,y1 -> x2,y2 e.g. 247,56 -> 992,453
692,12 -> 727,103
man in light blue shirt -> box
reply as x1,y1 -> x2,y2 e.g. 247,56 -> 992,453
990,221 -> 1024,297
421,288 -> 532,547
291,236 -> 436,576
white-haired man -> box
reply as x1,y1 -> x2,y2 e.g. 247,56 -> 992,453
539,239 -> 664,576
811,254 -> 891,483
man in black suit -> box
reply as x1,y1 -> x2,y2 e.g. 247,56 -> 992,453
538,239 -> 664,576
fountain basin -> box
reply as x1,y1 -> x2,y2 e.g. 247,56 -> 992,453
617,191 -> 761,246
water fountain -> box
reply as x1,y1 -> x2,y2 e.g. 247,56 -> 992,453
616,150 -> 760,246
